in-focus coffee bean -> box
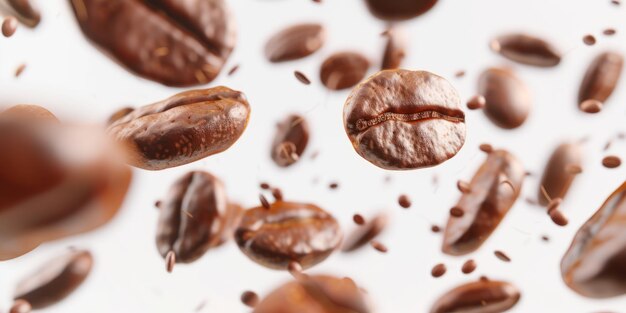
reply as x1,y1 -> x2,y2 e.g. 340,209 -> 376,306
14,250 -> 93,309
381,27 -> 406,70
442,149 -> 524,255
70,0 -> 236,87
490,33 -> 561,67
0,0 -> 40,27
430,279 -> 520,313
320,52 -> 370,90
235,201 -> 342,269
107,87 -> 250,170
364,0 -> 438,21
478,67 -> 531,129
537,142 -> 582,206
343,70 -> 466,170
271,114 -> 309,167
265,23 -> 325,62
561,181 -> 626,298
343,212 -> 388,252
578,51 -> 623,111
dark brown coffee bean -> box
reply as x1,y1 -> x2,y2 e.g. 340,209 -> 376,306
2,104 -> 58,122
602,155 -> 621,168
442,150 -> 525,255
343,212 -> 388,252
562,182 -> 626,298
549,208 -> 569,226
254,275 -> 370,313
70,0 -> 236,87
353,214 -> 365,225
461,259 -> 477,274
449,207 -> 464,217
260,182 -> 270,190
328,182 -> 339,190
0,121 -> 131,260
456,180 -> 471,193
490,33 -> 561,67
344,69 -> 466,170
398,194 -> 411,208
265,23 -> 325,62
431,225 -> 441,233
430,279 -> 520,313
604,28 -> 617,36
271,114 -> 309,167
578,51 -> 623,110
320,52 -> 370,90
165,250 -> 176,273
466,95 -> 486,110
431,263 -> 447,278
478,67 -> 531,129
241,291 -> 259,308
494,250 -> 511,262
0,0 -> 40,27
14,250 -> 93,309
106,106 -> 134,126
9,299 -> 31,313
583,34 -> 597,46
381,27 -> 406,70
235,201 -> 341,269
107,87 -> 250,170
364,0 -> 438,21
294,71 -> 311,85
537,142 -> 583,206
156,171 -> 241,263
2,16 -> 17,37
370,240 -> 388,253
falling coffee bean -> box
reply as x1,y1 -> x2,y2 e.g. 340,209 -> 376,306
602,155 -> 621,168
578,51 -> 623,111
370,240 -> 388,253
466,95 -> 486,110
14,250 -> 93,309
381,27 -> 406,70
449,207 -> 464,218
343,212 -> 388,252
343,69 -> 466,170
265,23 -> 325,62
364,0 -> 438,21
293,71 -> 311,85
429,279 -> 521,313
603,28 -> 617,36
241,291 -> 259,308
479,143 -> 494,153
320,52 -> 370,90
537,142 -> 583,206
456,180 -> 471,193
107,87 -> 251,170
490,33 -> 561,67
562,181 -> 626,298
398,194 -> 411,208
442,149 -> 525,255
353,214 -> 365,225
494,250 -> 511,262
14,63 -> 26,77
461,259 -> 477,274
583,34 -> 597,46
235,201 -> 342,269
478,67 -> 531,129
271,114 -> 309,167
2,16 -> 17,37
431,263 -> 447,278
549,208 -> 569,226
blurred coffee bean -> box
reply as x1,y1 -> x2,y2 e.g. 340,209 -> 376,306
271,114 -> 309,167
320,52 -> 370,90
381,27 -> 406,70
578,51 -> 623,111
343,212 -> 388,252
490,33 -> 561,67
2,16 -> 17,37
0,0 -> 40,27
430,279 -> 520,313
537,142 -> 582,206
364,0 -> 438,21
478,67 -> 531,129
265,23 -> 325,62
1,104 -> 58,122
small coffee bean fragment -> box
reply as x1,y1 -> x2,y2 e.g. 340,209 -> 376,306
583,35 -> 597,46
381,27 -> 406,70
466,95 -> 486,110
455,70 -> 466,78
542,235 -> 550,242
260,182 -> 270,190
259,194 -> 271,209
370,240 -> 388,253
329,182 -> 339,189
398,194 -> 411,208
294,71 -> 311,85
603,28 -> 617,36
353,214 -> 365,225
612,0 -> 621,5
227,64 -> 239,76
10,300 -> 31,313
15,63 -> 26,77
165,251 -> 176,273
2,16 -> 18,37
494,250 -> 511,262
549,208 -> 569,226
431,263 -> 447,278
449,207 -> 464,218
461,260 -> 477,274
580,99 -> 603,113
431,225 -> 441,233
456,181 -> 471,193
602,155 -> 621,168
265,23 -> 325,62
240,291 -> 259,308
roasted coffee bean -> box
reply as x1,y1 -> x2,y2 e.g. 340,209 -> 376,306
156,171 -> 241,263
478,67 -> 531,129
381,27 -> 406,70
343,212 -> 388,252
271,114 -> 309,167
466,95 -> 486,110
461,259 -> 477,274
449,207 -> 464,217
235,201 -> 342,270
1,104 -> 58,122
490,33 -> 561,67
602,155 -> 621,168
294,71 -> 311,85
107,87 -> 250,170
561,181 -> 626,298
106,107 -> 134,126
70,0 -> 236,87
398,194 -> 411,208
370,240 -> 388,253
265,23 -> 325,62
578,51 -> 623,110
353,214 -> 365,225
320,52 -> 370,90
2,16 -> 17,37
549,208 -> 569,226
430,279 -> 520,313
14,250 -> 93,309
0,0 -> 40,27
431,263 -> 447,278
364,0 -> 438,21
537,142 -> 583,205
0,121 -> 131,260
604,28 -> 617,36
494,250 -> 511,262
442,149 -> 524,255
344,70 -> 466,170
241,290 -> 259,308
254,275 -> 370,313
583,34 -> 597,46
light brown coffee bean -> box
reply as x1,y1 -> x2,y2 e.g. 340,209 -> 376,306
320,52 -> 370,90
537,142 -> 583,205
578,51 -> 623,111
490,33 -> 561,67
478,67 -> 531,129
265,23 -> 325,62
430,279 -> 520,313
271,114 -> 309,167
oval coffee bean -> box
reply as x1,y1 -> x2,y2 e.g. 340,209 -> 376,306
320,52 -> 370,90
2,16 -> 18,37
2,104 -> 58,122
343,69 -> 466,170
265,23 -> 325,62
271,114 -> 310,167
430,279 -> 521,313
107,87 -> 250,170
381,27 -> 406,70
156,171 -> 242,263
537,142 -> 582,206
364,0 -> 438,21
578,51 -> 624,110
0,121 -> 131,260
14,250 -> 93,309
235,201 -> 342,270
342,212 -> 388,252
442,149 -> 525,255
0,0 -> 40,27
491,33 -> 561,67
70,0 -> 236,87
561,181 -> 626,298
254,275 -> 370,313
478,67 -> 531,129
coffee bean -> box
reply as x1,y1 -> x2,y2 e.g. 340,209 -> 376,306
578,51 -> 623,110
490,33 -> 561,67
398,194 -> 411,208
562,181 -> 626,298
542,235 -> 550,242
271,114 -> 309,167
479,143 -> 494,153
0,0 -> 40,27
455,70 -> 466,78
604,28 -> 617,36
235,201 -> 341,269
329,182 -> 339,189
370,240 -> 388,253
0,121 -> 131,261
583,34 -> 597,45
320,52 -> 370,90
449,207 -> 464,217
107,87 -> 250,170
456,180 -> 471,193
364,0 -> 438,21
442,150 -> 525,255
2,104 -> 58,122
431,263 -> 447,278
602,155 -> 621,168
70,0 -> 235,86
343,212 -> 388,252
265,23 -> 325,62
259,194 -> 271,209
14,250 -> 93,309
271,188 -> 284,201
381,27 -> 406,70
466,95 -> 486,110
353,214 -> 366,225
537,142 -> 583,206
343,69 -> 466,170
431,225 -> 441,233
461,259 -> 477,274
106,106 -> 134,126
260,182 -> 271,190
156,171 -> 241,263
9,299 -> 31,313
254,275 -> 370,313
2,16 -> 17,37
165,250 -> 176,273
430,279 -> 520,313
241,291 -> 259,308
294,71 -> 311,85
549,208 -> 569,226
14,63 -> 26,77
494,250 -> 511,262
227,64 -> 240,76
478,67 -> 531,129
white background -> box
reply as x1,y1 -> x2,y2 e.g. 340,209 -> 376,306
1,0 -> 626,312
